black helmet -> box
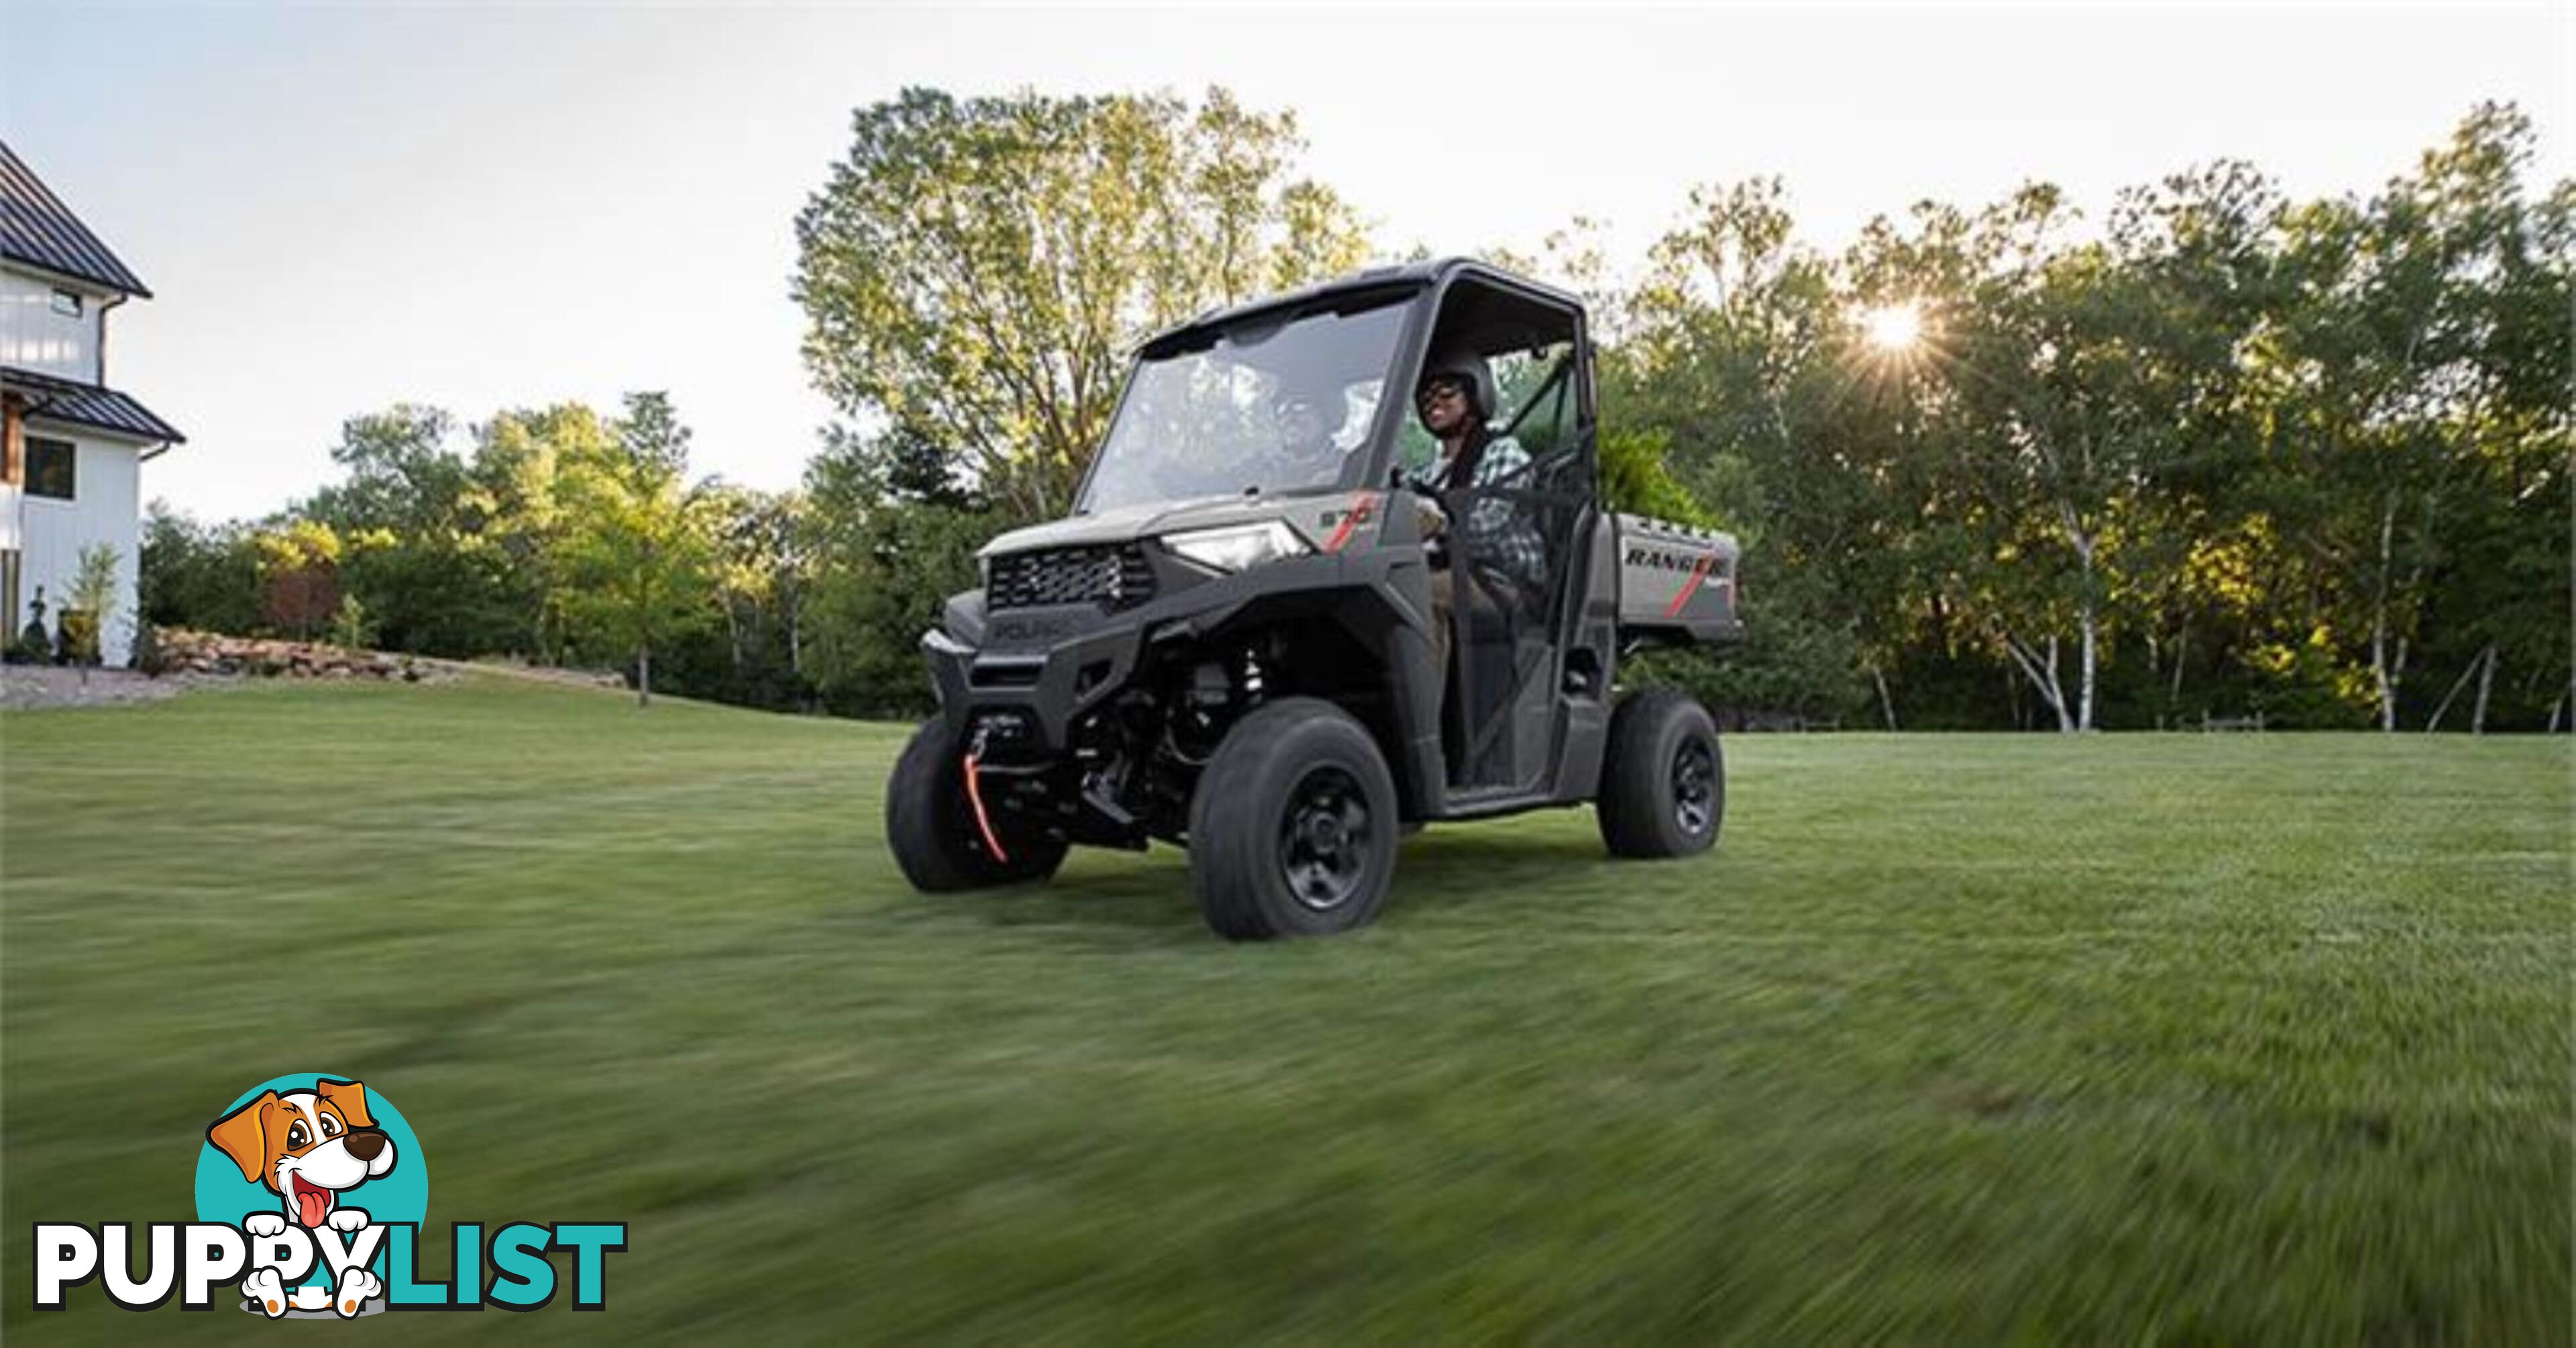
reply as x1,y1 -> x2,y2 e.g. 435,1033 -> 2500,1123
1416,349 -> 1496,420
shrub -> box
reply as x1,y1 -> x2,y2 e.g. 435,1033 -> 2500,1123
7,604 -> 51,665
63,544 -> 120,667
329,594 -> 376,652
130,620 -> 168,677
54,610 -> 99,667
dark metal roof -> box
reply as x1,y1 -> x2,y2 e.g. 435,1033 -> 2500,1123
3,366 -> 183,444
0,142 -> 150,298
1140,258 -> 1580,359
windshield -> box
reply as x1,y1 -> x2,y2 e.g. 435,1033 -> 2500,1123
1079,297 -> 1410,513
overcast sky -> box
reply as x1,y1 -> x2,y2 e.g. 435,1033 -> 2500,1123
4,2 -> 2567,522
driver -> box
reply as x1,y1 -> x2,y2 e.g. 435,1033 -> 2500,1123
1270,382 -> 1349,488
1410,351 -> 1546,676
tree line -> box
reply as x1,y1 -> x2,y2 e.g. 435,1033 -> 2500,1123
142,92 -> 2570,730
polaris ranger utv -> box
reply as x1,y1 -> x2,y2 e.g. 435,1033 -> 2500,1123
887,259 -> 1742,938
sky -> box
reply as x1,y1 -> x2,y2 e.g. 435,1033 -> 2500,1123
3,1 -> 2567,524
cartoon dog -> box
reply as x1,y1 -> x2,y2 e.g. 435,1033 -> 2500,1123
207,1078 -> 395,1318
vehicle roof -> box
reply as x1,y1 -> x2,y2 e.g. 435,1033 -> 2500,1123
1139,257 -> 1583,358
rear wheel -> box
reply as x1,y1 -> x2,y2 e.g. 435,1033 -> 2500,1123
1597,689 -> 1724,858
885,720 -> 1067,891
1189,698 -> 1399,940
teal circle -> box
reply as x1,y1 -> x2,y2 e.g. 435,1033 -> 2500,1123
194,1072 -> 427,1286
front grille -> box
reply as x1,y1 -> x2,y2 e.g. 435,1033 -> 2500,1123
987,545 -> 1155,611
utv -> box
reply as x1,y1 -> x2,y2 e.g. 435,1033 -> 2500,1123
887,259 -> 1743,938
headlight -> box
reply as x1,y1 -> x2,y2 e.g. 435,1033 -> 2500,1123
1163,520 -> 1309,573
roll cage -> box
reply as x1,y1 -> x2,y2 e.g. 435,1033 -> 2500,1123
1075,259 -> 1599,512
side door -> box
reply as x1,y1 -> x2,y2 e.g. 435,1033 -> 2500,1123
1444,337 -> 1594,792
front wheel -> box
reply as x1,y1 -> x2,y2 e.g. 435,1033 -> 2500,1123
1597,689 -> 1725,858
885,720 -> 1067,892
1188,698 -> 1400,940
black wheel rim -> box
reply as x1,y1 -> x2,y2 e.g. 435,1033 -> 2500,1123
1279,766 -> 1373,911
1672,737 -> 1717,836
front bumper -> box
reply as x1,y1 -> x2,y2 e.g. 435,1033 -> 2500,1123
923,551 -> 1363,756
924,610 -> 1147,756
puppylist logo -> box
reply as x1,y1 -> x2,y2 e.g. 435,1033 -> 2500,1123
32,1073 -> 626,1317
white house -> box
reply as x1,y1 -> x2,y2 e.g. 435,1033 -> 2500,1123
1,141 -> 182,667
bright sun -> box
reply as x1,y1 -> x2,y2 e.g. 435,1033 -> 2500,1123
1864,302 -> 1924,352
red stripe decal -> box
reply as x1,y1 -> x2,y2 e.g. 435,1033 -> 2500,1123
1323,492 -> 1377,554
961,752 -> 1009,863
1664,553 -> 1715,618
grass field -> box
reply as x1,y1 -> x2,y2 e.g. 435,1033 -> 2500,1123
3,677 -> 2567,1343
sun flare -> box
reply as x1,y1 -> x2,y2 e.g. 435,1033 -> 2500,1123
1863,302 -> 1924,352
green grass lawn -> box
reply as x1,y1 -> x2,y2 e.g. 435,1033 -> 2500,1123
3,677 -> 2567,1343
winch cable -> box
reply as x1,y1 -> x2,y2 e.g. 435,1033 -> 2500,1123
961,749 -> 1010,864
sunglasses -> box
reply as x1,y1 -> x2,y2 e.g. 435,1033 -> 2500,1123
1416,381 -> 1468,408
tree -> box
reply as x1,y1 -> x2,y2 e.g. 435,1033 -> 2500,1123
706,484 -> 816,707
796,422 -> 998,718
1878,182 -> 2174,734
254,518 -> 346,640
1608,109 -> 2573,734
2258,104 -> 2567,730
2094,162 -> 2284,726
793,87 -> 1372,520
306,405 -> 466,532
303,406 -> 519,657
1625,178 -> 1913,727
140,502 -> 262,636
556,392 -> 718,706
2440,171 -> 2575,730
62,543 -> 121,673
468,403 -> 616,663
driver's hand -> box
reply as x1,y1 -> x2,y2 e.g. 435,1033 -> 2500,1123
1414,496 -> 1448,536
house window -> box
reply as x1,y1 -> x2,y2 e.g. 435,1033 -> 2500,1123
26,438 -> 74,500
48,289 -> 82,318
